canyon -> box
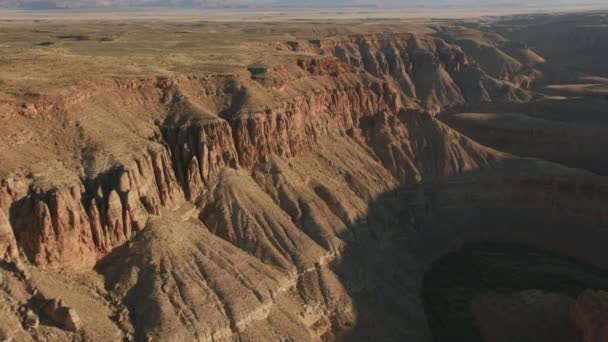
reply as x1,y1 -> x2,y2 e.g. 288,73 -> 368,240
0,11 -> 607,342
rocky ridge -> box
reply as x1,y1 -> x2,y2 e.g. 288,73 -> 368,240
0,25 -> 607,341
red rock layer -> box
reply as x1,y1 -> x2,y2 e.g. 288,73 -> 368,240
163,119 -> 239,201
232,77 -> 401,168
1,147 -> 184,270
287,33 -> 536,113
0,33 -> 598,273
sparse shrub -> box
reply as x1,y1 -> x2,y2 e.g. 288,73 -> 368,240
57,34 -> 92,41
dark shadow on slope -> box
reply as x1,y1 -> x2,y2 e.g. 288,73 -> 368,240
437,95 -> 608,177
330,170 -> 608,342
422,241 -> 608,342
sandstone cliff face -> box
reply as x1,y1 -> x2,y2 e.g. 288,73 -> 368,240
163,116 -> 239,201
0,34 -> 599,273
1,145 -> 184,270
0,206 -> 18,262
233,77 -> 400,166
0,26 -> 607,342
0,63 -> 401,271
287,33 -> 537,114
289,34 -> 465,113
0,178 -> 29,264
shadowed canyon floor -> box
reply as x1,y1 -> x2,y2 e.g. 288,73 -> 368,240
0,10 -> 607,342
423,241 -> 608,342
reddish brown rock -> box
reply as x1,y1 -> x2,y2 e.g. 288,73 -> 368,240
162,117 -> 238,200
106,190 -> 125,246
0,141 -> 192,270
41,298 -> 83,332
571,290 -> 608,342
0,210 -> 18,262
297,57 -> 350,77
231,77 -> 402,169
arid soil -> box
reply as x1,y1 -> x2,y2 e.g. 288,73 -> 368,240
0,11 -> 607,342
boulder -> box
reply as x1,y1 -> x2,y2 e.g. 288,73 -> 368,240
41,298 -> 82,332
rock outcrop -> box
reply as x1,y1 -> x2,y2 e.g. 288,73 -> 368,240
443,112 -> 608,176
40,297 -> 83,332
0,38 -> 603,273
0,209 -> 18,263
287,33 -> 537,114
0,19 -> 607,342
3,146 -> 184,270
99,209 -> 295,341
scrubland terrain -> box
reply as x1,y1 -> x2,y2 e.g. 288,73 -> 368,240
0,9 -> 607,342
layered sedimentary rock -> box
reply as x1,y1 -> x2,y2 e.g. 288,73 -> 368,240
0,50 -> 485,271
99,210 -> 291,341
2,146 -> 184,270
0,206 -> 18,262
443,112 -> 608,176
287,32 -> 537,114
162,116 -> 239,201
0,22 -> 607,342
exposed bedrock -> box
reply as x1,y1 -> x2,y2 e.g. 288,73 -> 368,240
0,30 -> 607,341
1,77 -> 607,265
497,14 -> 608,75
0,207 -> 18,263
1,146 -> 184,270
442,112 -> 608,176
0,71 -> 411,270
162,116 -> 239,201
287,33 -> 538,114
